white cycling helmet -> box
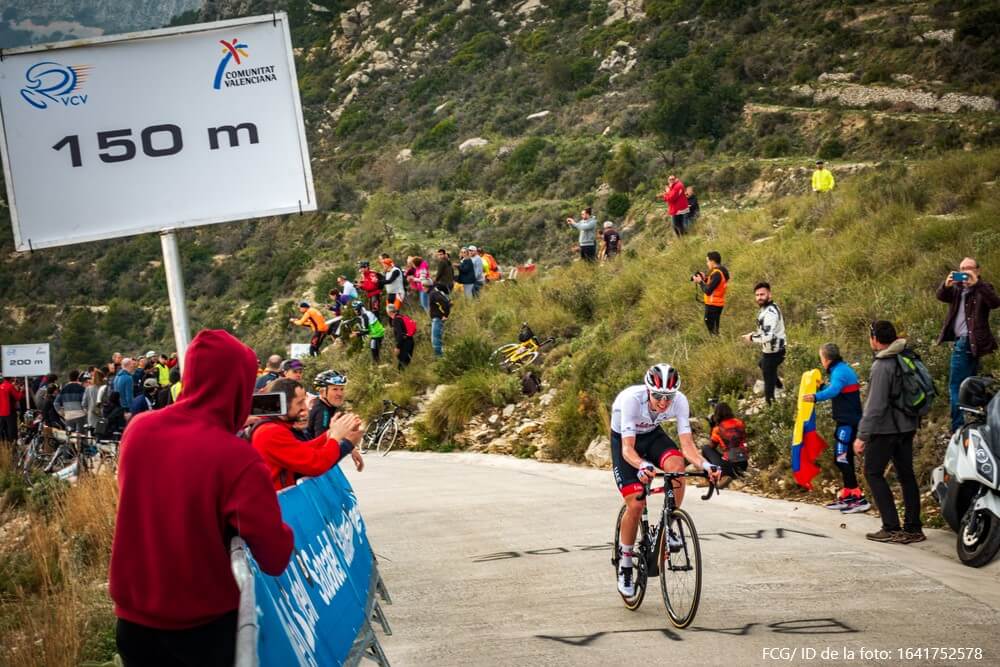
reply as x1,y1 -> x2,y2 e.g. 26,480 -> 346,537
644,363 -> 680,397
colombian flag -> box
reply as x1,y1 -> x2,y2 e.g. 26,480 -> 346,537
792,369 -> 828,490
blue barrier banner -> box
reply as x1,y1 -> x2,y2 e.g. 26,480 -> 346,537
244,466 -> 375,666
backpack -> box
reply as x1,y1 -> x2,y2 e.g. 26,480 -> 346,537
716,419 -> 748,464
521,371 -> 542,396
891,348 -> 937,418
400,314 -> 418,338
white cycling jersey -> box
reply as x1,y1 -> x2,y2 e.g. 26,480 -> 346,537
610,385 -> 691,437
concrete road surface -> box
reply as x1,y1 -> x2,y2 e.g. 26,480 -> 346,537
348,452 -> 1000,666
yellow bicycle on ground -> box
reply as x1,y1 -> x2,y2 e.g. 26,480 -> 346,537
490,323 -> 556,373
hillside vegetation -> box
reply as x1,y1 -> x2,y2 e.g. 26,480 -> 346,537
2,0 -> 1000,367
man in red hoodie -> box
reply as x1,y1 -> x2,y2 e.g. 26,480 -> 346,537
662,174 -> 690,237
110,330 -> 295,666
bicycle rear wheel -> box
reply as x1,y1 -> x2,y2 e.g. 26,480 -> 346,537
491,343 -> 521,370
659,508 -> 702,628
378,419 -> 399,456
614,504 -> 648,611
361,420 -> 380,454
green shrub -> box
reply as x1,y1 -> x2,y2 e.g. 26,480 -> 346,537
544,56 -> 597,91
817,138 -> 846,160
335,106 -> 369,138
761,134 -> 793,158
451,31 -> 507,70
423,371 -> 520,439
506,137 -> 549,174
606,192 -> 630,217
436,334 -> 494,381
414,118 -> 458,152
604,143 -> 642,192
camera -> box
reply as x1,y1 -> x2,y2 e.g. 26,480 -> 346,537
689,271 -> 706,282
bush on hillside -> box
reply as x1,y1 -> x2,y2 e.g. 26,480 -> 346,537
604,143 -> 642,192
817,138 -> 846,160
646,52 -> 744,143
606,192 -> 630,218
413,118 -> 458,152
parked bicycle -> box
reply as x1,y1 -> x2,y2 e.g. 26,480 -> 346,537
490,323 -> 555,373
362,400 -> 411,456
612,470 -> 717,628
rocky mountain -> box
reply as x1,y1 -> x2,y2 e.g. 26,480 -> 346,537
0,0 -> 203,46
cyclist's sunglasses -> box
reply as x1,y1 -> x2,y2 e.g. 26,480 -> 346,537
650,391 -> 675,401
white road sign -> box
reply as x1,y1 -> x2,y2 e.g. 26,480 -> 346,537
0,13 -> 315,251
2,343 -> 51,376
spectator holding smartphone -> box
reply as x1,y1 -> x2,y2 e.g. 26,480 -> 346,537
936,257 -> 1000,431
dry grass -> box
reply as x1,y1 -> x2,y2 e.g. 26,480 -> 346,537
0,469 -> 119,667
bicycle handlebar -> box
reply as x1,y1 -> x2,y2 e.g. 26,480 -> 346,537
637,470 -> 718,501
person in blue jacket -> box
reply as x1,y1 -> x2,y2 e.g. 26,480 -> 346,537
803,342 -> 870,514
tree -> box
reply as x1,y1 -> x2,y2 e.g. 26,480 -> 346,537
604,143 -> 642,192
62,309 -> 104,369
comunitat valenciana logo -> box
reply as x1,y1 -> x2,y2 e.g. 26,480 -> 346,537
20,62 -> 92,109
213,38 -> 278,90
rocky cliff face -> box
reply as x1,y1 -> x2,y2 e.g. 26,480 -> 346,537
2,0 -> 203,37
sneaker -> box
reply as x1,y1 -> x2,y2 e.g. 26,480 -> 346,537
667,530 -> 683,553
617,566 -> 635,597
892,530 -> 927,544
866,529 -> 900,543
839,497 -> 871,514
824,498 -> 852,510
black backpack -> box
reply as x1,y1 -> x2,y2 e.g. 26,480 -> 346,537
521,371 -> 542,396
890,348 -> 937,418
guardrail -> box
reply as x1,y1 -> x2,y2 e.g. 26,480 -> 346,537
231,465 -> 391,666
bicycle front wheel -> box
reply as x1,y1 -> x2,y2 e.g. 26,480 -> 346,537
361,420 -> 380,454
378,419 -> 399,456
614,504 -> 648,611
659,508 -> 702,628
491,343 -> 521,369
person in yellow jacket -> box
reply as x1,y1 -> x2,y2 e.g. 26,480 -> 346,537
692,251 -> 729,335
154,354 -> 171,386
811,160 -> 835,193
289,301 -> 330,357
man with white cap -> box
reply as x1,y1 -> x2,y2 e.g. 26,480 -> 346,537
469,246 -> 485,297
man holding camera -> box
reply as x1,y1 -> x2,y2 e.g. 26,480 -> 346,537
936,257 -> 1000,431
692,251 -> 730,335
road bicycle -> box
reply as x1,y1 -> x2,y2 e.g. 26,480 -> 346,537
361,400 -> 411,456
612,470 -> 717,628
490,323 -> 556,373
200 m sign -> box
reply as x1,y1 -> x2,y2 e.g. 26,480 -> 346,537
52,122 -> 260,167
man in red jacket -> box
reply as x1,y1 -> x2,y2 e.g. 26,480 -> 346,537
0,374 -> 23,442
663,174 -> 690,237
110,330 -> 295,667
252,377 -> 364,490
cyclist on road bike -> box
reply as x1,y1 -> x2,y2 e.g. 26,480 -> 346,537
612,363 -> 721,597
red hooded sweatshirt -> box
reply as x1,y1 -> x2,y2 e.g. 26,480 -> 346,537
110,330 -> 294,630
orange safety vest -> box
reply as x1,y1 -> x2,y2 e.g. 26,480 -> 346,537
704,267 -> 727,307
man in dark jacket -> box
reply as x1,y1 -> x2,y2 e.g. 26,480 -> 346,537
936,257 -> 1000,431
853,321 -> 924,545
110,330 -> 294,666
387,304 -> 415,369
429,283 -> 451,357
435,248 -> 455,294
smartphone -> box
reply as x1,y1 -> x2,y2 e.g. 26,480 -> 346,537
251,392 -> 287,417
952,271 -> 970,283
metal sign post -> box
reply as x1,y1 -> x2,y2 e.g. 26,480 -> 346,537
160,230 -> 191,368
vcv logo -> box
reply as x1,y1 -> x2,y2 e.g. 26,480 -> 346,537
213,38 -> 278,90
20,62 -> 92,109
